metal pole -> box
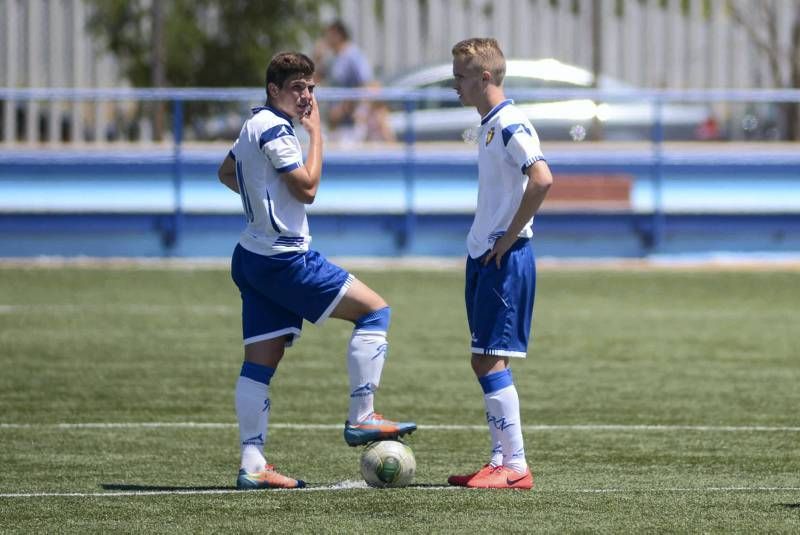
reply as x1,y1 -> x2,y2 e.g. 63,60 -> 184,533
401,99 -> 417,255
168,99 -> 184,254
591,0 -> 604,141
651,98 -> 665,252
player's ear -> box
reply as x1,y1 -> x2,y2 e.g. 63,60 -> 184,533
267,82 -> 280,99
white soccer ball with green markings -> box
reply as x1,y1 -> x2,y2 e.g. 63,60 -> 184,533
360,440 -> 416,488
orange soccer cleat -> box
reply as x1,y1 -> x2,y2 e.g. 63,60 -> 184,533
343,412 -> 417,447
465,465 -> 534,490
236,464 -> 306,489
447,463 -> 497,487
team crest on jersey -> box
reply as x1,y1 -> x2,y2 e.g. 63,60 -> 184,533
485,127 -> 495,146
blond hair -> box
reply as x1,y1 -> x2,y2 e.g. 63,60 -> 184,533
451,38 -> 506,85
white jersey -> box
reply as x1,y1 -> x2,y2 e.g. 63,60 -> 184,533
467,99 -> 545,259
229,106 -> 310,256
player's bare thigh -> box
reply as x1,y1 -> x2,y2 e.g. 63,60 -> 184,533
471,354 -> 509,377
330,278 -> 388,322
244,336 -> 288,368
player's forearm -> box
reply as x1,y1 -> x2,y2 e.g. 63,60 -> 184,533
285,131 -> 323,203
218,158 -> 239,193
506,162 -> 553,237
297,131 -> 322,202
303,129 -> 323,186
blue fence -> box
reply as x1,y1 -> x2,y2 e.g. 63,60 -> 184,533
1,87 -> 800,257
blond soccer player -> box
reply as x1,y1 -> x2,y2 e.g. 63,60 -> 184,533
447,38 -> 553,489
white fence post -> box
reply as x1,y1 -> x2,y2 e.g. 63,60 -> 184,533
70,0 -> 85,143
49,0 -> 65,144
3,0 -> 20,145
599,0 -> 617,82
26,0 -> 42,143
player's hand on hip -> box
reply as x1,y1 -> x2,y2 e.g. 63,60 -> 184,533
483,234 -> 514,268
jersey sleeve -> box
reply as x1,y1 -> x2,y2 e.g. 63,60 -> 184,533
259,122 -> 303,174
501,119 -> 546,174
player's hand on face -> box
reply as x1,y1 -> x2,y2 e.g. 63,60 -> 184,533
483,234 -> 514,268
299,94 -> 320,131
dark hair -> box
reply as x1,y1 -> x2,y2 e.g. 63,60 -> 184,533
265,52 -> 315,92
328,20 -> 350,41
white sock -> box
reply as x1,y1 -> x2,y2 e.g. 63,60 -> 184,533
484,384 -> 527,472
235,374 -> 271,474
347,331 -> 387,423
484,403 -> 504,467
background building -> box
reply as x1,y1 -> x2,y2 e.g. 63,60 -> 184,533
2,0 -> 799,143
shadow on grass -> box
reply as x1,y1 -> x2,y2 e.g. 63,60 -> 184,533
101,482 -> 453,492
102,483 -> 234,492
778,503 -> 800,509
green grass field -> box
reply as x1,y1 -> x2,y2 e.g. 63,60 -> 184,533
1,263 -> 798,533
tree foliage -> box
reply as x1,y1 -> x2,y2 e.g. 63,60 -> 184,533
86,0 -> 333,88
729,0 -> 800,139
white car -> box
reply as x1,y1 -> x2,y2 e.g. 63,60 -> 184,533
386,58 -> 720,142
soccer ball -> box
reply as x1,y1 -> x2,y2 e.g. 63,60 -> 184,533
359,440 -> 416,488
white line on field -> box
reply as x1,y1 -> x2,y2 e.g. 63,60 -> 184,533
0,304 -> 235,314
1,486 -> 799,499
1,422 -> 800,432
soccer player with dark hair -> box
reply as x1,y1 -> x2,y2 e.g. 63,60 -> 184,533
218,52 -> 415,490
447,38 -> 553,489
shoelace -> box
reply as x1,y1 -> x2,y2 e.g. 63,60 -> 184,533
361,412 -> 392,424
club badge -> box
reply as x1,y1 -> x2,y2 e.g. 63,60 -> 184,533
485,127 -> 495,146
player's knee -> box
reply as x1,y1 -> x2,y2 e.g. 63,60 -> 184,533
354,306 -> 391,333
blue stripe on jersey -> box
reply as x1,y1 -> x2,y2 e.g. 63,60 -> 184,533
481,99 -> 513,125
501,123 -> 532,146
264,186 -> 281,233
274,239 -> 305,247
274,236 -> 304,243
521,155 -> 546,173
258,124 -> 295,148
235,159 -> 254,223
275,161 -> 302,174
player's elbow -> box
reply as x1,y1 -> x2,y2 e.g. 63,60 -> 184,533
297,191 -> 316,204
292,185 -> 318,204
218,165 -> 233,185
532,167 -> 553,192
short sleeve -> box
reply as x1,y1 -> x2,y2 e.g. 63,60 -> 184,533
259,122 -> 303,173
502,121 -> 546,173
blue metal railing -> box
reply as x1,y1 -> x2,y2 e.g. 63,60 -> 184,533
2,87 -> 800,254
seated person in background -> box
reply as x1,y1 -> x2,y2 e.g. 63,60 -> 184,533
353,82 -> 396,143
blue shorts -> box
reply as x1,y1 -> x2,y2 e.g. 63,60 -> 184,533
231,244 -> 353,346
465,238 -> 536,358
